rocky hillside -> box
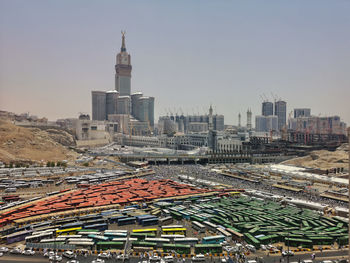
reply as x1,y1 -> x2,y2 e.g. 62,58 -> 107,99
281,144 -> 349,170
0,120 -> 78,164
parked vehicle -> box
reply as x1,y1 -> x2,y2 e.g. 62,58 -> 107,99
10,247 -> 22,254
63,251 -> 76,259
49,255 -> 63,262
0,247 -> 9,253
192,254 -> 206,262
98,252 -> 111,259
282,251 -> 294,257
22,249 -> 35,256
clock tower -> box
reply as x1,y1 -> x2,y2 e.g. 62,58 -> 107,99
115,31 -> 132,96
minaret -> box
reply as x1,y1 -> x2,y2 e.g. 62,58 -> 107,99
247,108 -> 252,131
208,105 -> 214,130
115,31 -> 132,96
238,113 -> 241,128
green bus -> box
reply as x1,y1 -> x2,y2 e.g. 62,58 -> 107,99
163,244 -> 191,254
194,244 -> 222,254
96,241 -> 124,250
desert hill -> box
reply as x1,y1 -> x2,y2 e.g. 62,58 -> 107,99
0,120 -> 78,164
281,144 -> 349,170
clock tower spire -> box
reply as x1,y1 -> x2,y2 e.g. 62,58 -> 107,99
115,31 -> 132,96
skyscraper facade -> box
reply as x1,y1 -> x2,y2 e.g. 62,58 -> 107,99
262,101 -> 273,116
117,96 -> 131,115
91,91 -> 106,121
274,100 -> 287,130
247,109 -> 252,130
115,31 -> 132,96
131,92 -> 143,119
294,108 -> 311,118
148,97 -> 155,127
91,32 -> 155,133
106,90 -> 119,119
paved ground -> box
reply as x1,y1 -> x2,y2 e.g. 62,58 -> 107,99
0,249 -> 348,263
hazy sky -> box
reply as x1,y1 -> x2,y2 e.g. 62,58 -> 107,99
1,0 -> 349,125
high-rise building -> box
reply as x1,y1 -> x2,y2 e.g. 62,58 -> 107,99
91,91 -> 106,121
238,113 -> 241,128
115,31 -> 132,96
255,116 -> 267,132
255,115 -> 278,132
208,105 -> 213,131
117,96 -> 131,115
247,108 -> 252,131
131,92 -> 143,119
148,97 -> 155,127
106,90 -> 119,119
294,108 -> 311,118
138,97 -> 150,123
91,31 -> 155,135
262,101 -> 273,116
274,100 -> 287,130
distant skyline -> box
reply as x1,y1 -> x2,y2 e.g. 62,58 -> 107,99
1,0 -> 349,125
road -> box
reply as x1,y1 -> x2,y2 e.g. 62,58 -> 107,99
0,249 -> 348,263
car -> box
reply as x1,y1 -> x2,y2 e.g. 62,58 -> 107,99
260,245 -> 267,251
247,260 -> 257,263
192,254 -> 206,262
92,259 -> 105,263
302,260 -> 313,263
44,251 -> 57,257
67,260 -> 80,263
63,251 -> 76,259
224,246 -> 234,252
164,256 -> 174,263
49,255 -> 63,262
150,256 -> 161,263
117,254 -> 130,260
0,247 -> 9,253
282,250 -> 294,257
98,252 -> 111,259
221,259 -> 227,263
0,252 -> 3,257
22,249 -> 35,256
246,244 -> 256,252
10,247 -> 22,254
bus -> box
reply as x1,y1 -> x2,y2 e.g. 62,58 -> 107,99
84,223 -> 108,231
244,233 -> 261,249
162,228 -> 186,235
132,228 -> 157,235
141,218 -> 159,227
284,238 -> 312,248
56,227 -> 82,236
25,232 -> 53,243
88,235 -> 109,242
68,241 -> 94,249
144,238 -> 170,247
130,233 -> 156,240
203,221 -> 217,232
192,221 -> 205,233
117,217 -> 136,226
202,235 -> 225,244
163,244 -> 191,254
161,225 -> 184,230
131,241 -> 156,249
216,228 -> 232,241
194,244 -> 222,254
225,228 -> 243,241
174,237 -> 199,246
96,241 -> 124,250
